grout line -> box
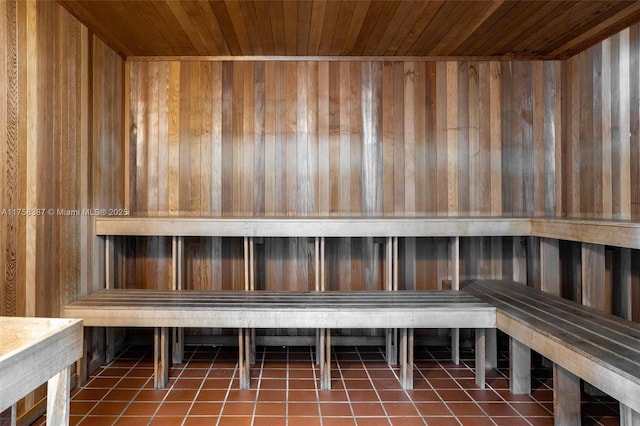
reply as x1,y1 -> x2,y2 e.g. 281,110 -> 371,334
354,346 -> 391,426
76,345 -> 148,426
250,347 -> 266,423
144,343 -> 196,424
446,348 -> 500,426
181,345 -> 220,426
334,346 -> 358,425
215,347 -> 237,426
310,345 -> 323,426
285,347 -> 290,426
376,345 -> 428,426
414,347 -> 462,425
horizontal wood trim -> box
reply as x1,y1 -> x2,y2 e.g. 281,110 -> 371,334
94,216 -> 640,249
95,216 -> 531,238
530,217 -> 640,249
126,55 -> 560,62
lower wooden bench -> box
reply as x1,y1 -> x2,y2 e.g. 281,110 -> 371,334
63,290 -> 495,391
464,280 -> 640,426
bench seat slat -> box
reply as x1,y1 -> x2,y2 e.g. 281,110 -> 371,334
463,280 -> 640,414
63,290 -> 496,330
473,280 -> 640,338
467,282 -> 640,355
464,282 -> 640,376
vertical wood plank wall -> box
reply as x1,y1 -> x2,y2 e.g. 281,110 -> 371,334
0,0 -> 124,420
126,60 -> 562,292
563,25 -> 640,321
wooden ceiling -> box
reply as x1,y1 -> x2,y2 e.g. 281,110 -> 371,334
58,0 -> 640,59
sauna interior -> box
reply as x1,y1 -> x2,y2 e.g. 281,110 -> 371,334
2,1 -> 640,425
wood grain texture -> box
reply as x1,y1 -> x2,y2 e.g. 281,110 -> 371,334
127,58 -> 565,291
564,25 -> 639,219
57,0 -> 640,59
0,1 -> 124,419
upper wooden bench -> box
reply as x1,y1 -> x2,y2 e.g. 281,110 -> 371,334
63,289 -> 495,391
463,280 -> 640,426
94,216 -> 640,249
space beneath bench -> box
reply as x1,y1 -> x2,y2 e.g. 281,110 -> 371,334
63,290 -> 496,391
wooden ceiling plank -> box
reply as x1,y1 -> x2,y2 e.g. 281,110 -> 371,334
148,1 -> 199,56
374,1 -> 422,56
163,0 -> 211,56
191,1 -> 231,56
58,0 -> 134,56
432,0 -> 506,56
449,1 -> 522,56
512,0 -> 608,56
56,0 -> 640,58
394,1 -> 446,56
296,1 -> 313,56
223,0 -> 254,55
467,1 -> 546,56
407,1 -> 464,56
361,1 -> 403,55
268,1 -> 286,55
324,0 -> 355,56
283,0 -> 298,56
253,0 -> 276,55
350,1 -> 387,55
209,0 -> 243,55
495,1 -> 576,56
90,1 -> 167,55
308,0 -> 328,56
237,0 -> 264,56
339,0 -> 372,55
519,1 -> 624,56
548,1 -> 640,57
388,1 -> 443,56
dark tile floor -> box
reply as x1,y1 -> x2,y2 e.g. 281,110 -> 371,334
34,343 -> 619,425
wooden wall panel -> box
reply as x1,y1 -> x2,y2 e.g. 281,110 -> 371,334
0,0 -> 122,312
127,59 -> 563,291
0,1 -> 124,419
1,0 -> 19,318
564,25 -> 640,219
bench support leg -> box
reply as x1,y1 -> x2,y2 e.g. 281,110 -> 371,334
451,328 -> 460,365
77,332 -> 89,386
620,404 -> 640,426
553,363 -> 580,426
386,329 -> 398,366
250,329 -> 256,365
319,328 -> 331,390
238,328 -> 251,389
46,366 -> 71,426
154,327 -> 169,389
485,328 -> 497,369
399,328 -> 414,390
475,328 -> 486,389
510,337 -> 531,395
172,328 -> 184,365
105,328 -> 116,363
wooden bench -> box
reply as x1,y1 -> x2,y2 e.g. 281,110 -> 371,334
0,317 -> 83,426
63,289 -> 495,391
463,280 -> 640,426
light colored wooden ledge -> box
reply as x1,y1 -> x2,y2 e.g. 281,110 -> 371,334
0,317 -> 83,413
94,216 -> 640,249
